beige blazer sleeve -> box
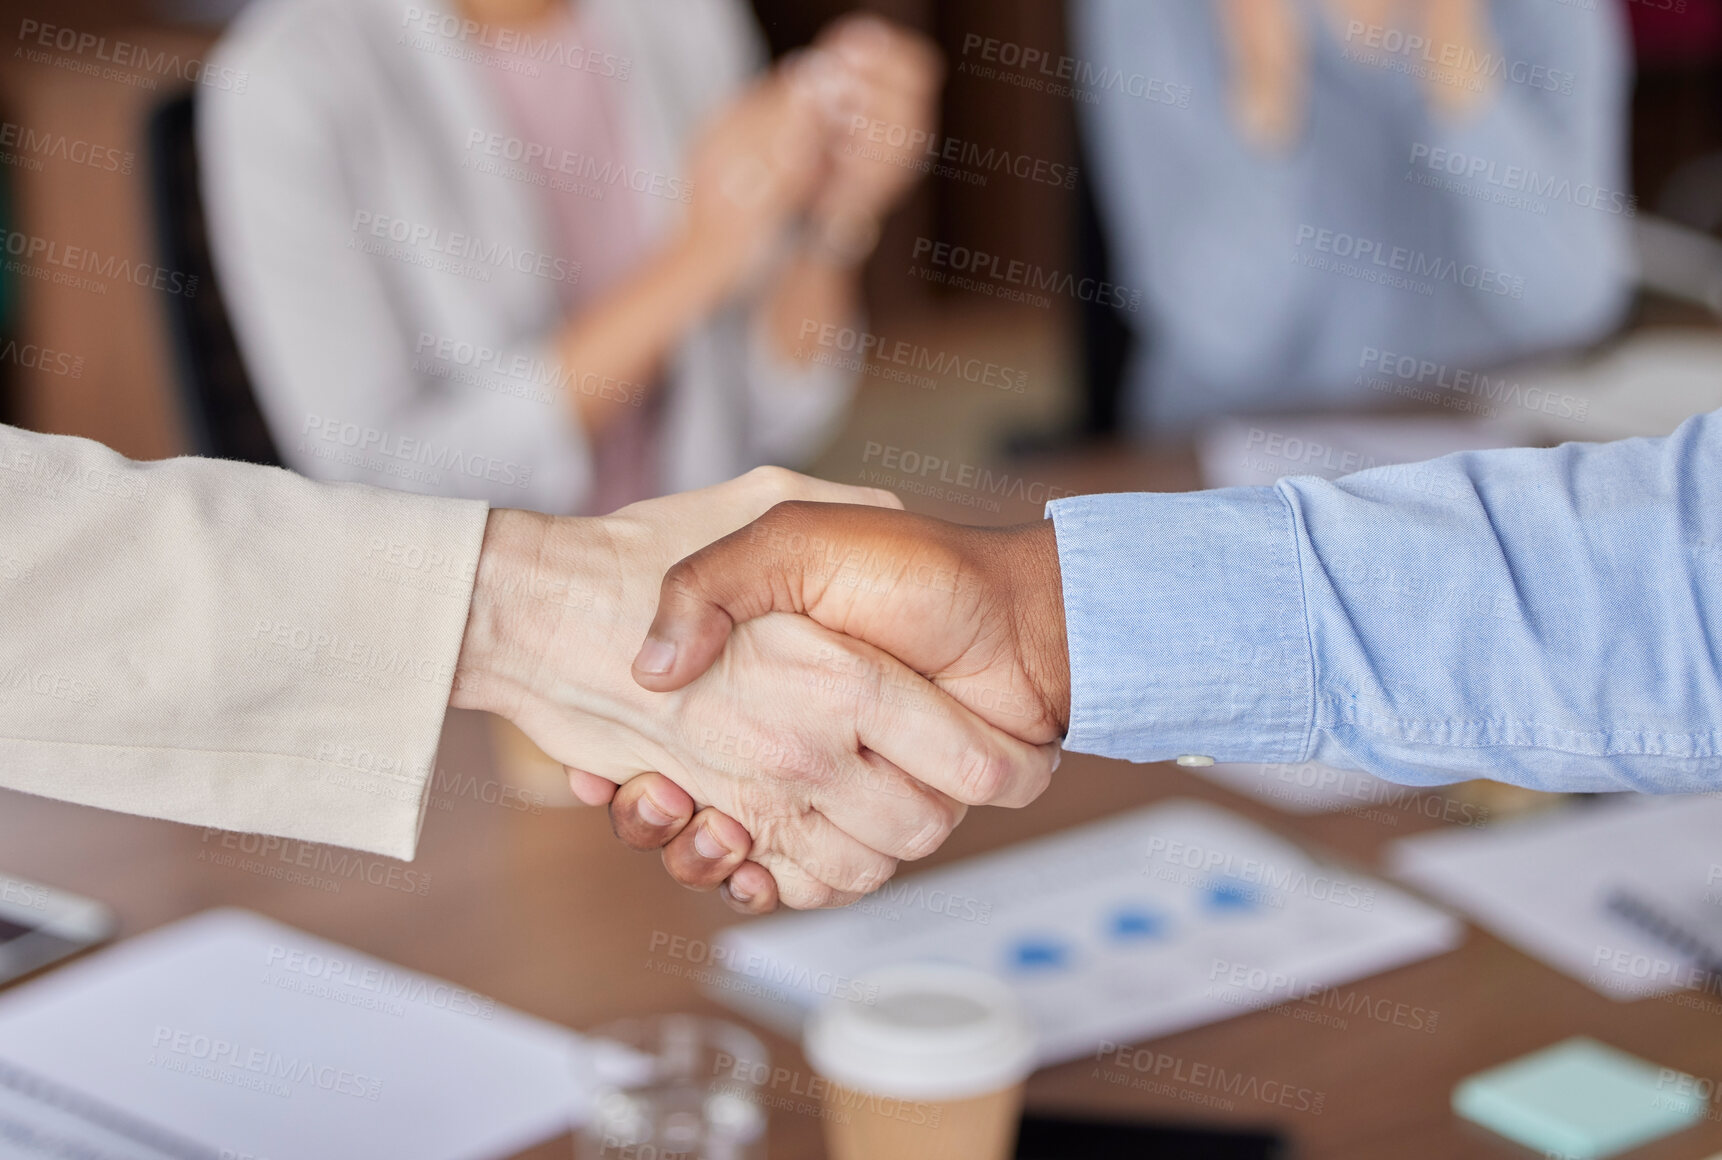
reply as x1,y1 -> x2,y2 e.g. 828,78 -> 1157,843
0,424 -> 489,860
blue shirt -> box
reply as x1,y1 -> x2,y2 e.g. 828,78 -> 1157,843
1047,411 -> 1722,793
1070,0 -> 1634,432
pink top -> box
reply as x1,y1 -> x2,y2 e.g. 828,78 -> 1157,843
485,2 -> 660,515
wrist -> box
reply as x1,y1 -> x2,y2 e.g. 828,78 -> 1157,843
452,507 -> 555,719
1006,519 -> 1071,736
800,206 -> 881,270
666,221 -> 754,309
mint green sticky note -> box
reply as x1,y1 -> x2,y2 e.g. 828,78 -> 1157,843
1453,1037 -> 1706,1159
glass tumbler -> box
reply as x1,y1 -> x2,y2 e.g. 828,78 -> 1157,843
579,1014 -> 769,1160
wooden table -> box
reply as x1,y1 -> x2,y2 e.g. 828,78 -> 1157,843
6,727 -> 1722,1159
4,442 -> 1722,1158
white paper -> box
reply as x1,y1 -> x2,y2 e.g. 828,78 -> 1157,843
1390,795 -> 1722,1000
0,909 -> 588,1160
0,1059 -> 213,1160
1497,329 -> 1722,444
708,800 -> 1463,1064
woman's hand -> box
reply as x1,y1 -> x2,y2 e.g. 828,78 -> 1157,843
803,15 -> 944,265
682,67 -> 829,293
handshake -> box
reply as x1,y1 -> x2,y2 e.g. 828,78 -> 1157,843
450,468 -> 1070,914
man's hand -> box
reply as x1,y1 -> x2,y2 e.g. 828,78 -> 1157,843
450,471 -> 1057,911
631,503 -> 1072,743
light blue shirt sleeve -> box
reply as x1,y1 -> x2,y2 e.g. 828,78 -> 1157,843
1046,412 -> 1722,793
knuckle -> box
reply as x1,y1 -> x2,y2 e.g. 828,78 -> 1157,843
801,855 -> 875,906
660,556 -> 703,600
850,758 -> 915,804
738,502 -> 805,559
743,464 -> 800,501
736,793 -> 789,841
763,499 -> 816,527
953,743 -> 1011,805
815,848 -> 893,899
828,645 -> 887,719
774,742 -> 841,791
851,856 -> 898,897
1025,760 -> 1053,805
998,751 -> 1053,808
899,806 -> 955,862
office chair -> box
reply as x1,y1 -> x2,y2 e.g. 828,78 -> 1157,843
1073,151 -> 1132,439
146,91 -> 281,467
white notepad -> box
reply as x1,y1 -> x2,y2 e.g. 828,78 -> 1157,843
0,908 -> 588,1160
1391,794 -> 1722,1000
707,800 -> 1464,1063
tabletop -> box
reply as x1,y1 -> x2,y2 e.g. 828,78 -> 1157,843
3,441 -> 1721,1159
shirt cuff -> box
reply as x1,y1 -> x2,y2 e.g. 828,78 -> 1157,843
1045,487 -> 1314,764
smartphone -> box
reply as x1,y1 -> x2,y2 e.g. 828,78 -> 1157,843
1016,1112 -> 1291,1159
0,872 -> 116,987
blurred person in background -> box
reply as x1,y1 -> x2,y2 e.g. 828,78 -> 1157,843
199,0 -> 938,515
1072,0 -> 1636,434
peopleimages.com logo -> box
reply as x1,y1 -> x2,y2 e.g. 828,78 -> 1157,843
1407,143 -> 1635,217
1294,225 -> 1524,299
1341,21 -> 1575,95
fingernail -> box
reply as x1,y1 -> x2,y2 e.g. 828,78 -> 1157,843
635,637 -> 677,676
723,880 -> 753,905
694,825 -> 729,861
638,793 -> 677,828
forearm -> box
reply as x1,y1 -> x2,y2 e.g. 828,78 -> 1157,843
1049,412 -> 1722,793
759,240 -> 865,369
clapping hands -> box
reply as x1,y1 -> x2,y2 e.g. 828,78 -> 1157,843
682,14 -> 940,290
1220,0 -> 1497,150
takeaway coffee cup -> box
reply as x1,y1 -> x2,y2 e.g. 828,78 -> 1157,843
804,963 -> 1035,1160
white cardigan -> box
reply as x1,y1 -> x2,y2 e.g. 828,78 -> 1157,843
0,423 -> 485,860
199,0 -> 854,514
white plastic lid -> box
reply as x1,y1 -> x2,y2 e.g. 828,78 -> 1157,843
803,963 -> 1036,1102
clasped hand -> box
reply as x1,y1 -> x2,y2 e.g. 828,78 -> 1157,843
452,470 -> 1064,912
619,498 -> 1074,912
